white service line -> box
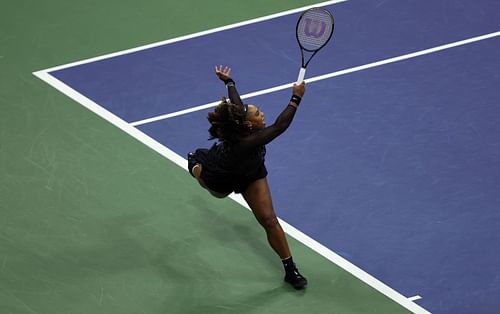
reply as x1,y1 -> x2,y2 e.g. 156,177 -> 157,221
131,30 -> 500,126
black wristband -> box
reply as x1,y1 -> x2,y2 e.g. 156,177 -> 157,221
290,95 -> 302,106
224,78 -> 235,87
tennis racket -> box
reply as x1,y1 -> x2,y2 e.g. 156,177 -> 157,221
296,7 -> 335,83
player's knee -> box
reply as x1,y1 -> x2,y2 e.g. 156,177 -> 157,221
192,164 -> 202,178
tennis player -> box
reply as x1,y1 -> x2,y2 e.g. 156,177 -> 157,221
188,65 -> 307,289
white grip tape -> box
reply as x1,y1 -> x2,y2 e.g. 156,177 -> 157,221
297,67 -> 306,83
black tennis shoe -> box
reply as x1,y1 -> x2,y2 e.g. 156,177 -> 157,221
284,266 -> 308,290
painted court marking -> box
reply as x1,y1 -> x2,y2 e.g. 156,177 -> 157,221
130,30 -> 500,126
41,1 -> 500,312
409,295 -> 423,302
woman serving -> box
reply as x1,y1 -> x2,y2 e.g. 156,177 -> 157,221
188,65 -> 307,289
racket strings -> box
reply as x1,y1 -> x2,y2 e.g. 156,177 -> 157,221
297,9 -> 333,51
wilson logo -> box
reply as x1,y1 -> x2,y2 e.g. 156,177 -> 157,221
304,18 -> 326,38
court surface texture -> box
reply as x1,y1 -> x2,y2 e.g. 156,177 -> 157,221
2,1 -> 499,313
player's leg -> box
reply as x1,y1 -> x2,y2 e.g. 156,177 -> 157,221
242,177 -> 290,258
242,177 -> 307,289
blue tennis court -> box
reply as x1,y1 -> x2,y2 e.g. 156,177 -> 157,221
36,0 -> 500,313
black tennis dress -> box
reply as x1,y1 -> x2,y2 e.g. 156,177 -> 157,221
188,141 -> 267,194
187,81 -> 298,194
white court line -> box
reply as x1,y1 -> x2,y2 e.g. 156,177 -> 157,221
35,0 -> 348,73
32,71 -> 430,314
131,30 -> 500,126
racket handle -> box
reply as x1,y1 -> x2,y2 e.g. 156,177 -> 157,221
297,67 -> 306,84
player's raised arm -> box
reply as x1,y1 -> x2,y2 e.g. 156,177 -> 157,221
215,65 -> 244,107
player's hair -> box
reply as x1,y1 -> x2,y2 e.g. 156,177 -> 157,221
208,97 -> 250,142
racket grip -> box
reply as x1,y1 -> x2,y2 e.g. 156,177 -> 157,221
297,67 -> 306,84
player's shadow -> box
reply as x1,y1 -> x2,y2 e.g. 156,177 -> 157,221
188,195 -> 280,271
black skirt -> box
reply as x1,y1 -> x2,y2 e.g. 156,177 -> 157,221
187,146 -> 267,194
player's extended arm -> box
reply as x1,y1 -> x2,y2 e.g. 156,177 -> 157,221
239,82 -> 305,150
215,65 -> 244,107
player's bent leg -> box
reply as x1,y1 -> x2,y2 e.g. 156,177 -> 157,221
191,164 -> 206,188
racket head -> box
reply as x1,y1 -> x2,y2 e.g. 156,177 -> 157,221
296,7 -> 334,52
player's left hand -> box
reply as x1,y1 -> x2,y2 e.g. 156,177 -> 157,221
215,65 -> 232,82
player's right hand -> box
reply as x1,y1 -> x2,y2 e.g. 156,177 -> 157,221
293,81 -> 305,97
